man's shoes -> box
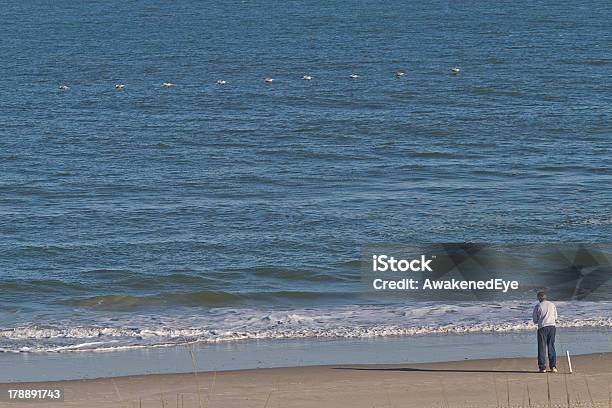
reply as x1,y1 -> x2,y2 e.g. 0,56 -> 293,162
539,368 -> 547,373
549,367 -> 558,373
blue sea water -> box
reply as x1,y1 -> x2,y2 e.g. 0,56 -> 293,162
1,0 -> 611,352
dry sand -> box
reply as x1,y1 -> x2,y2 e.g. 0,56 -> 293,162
3,353 -> 611,408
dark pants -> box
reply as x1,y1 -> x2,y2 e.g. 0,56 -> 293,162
537,326 -> 556,370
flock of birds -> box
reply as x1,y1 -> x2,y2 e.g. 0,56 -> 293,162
57,68 -> 462,91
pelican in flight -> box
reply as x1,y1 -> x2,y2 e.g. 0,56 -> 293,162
303,75 -> 313,81
451,67 -> 461,74
115,84 -> 126,89
162,82 -> 173,88
216,80 -> 227,85
58,85 -> 69,91
349,74 -> 359,80
264,78 -> 274,84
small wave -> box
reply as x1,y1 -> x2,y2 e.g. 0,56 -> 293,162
2,272 -> 228,294
584,59 -> 611,65
244,266 -> 346,283
118,273 -> 222,290
84,269 -> 135,279
64,294 -> 165,310
1,302 -> 610,353
485,57 -> 505,65
1,318 -> 609,353
64,290 -> 351,310
562,216 -> 612,226
0,279 -> 90,293
560,59 -> 611,66
469,86 -> 522,97
236,174 -> 283,185
338,259 -> 363,269
151,142 -> 171,149
534,164 -> 597,173
63,292 -> 242,310
471,169 -> 515,178
582,218 -> 612,225
162,273 -> 220,284
410,151 -> 459,159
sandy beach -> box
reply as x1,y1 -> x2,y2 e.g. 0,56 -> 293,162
3,0 -> 612,407
3,352 -> 610,408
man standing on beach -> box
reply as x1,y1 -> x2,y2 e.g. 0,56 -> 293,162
532,291 -> 558,373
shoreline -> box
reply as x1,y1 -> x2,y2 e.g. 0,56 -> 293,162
2,327 -> 609,383
4,353 -> 611,407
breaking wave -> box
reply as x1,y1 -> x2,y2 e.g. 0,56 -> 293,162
1,301 -> 610,353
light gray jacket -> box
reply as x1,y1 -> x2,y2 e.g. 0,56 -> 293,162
532,300 -> 557,328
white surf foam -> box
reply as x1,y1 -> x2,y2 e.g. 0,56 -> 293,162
1,301 -> 610,352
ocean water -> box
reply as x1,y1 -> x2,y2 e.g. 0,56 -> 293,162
1,0 -> 612,352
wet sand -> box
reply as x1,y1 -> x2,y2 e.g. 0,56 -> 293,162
3,352 -> 611,407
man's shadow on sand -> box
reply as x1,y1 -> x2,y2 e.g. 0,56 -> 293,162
334,367 -> 538,374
